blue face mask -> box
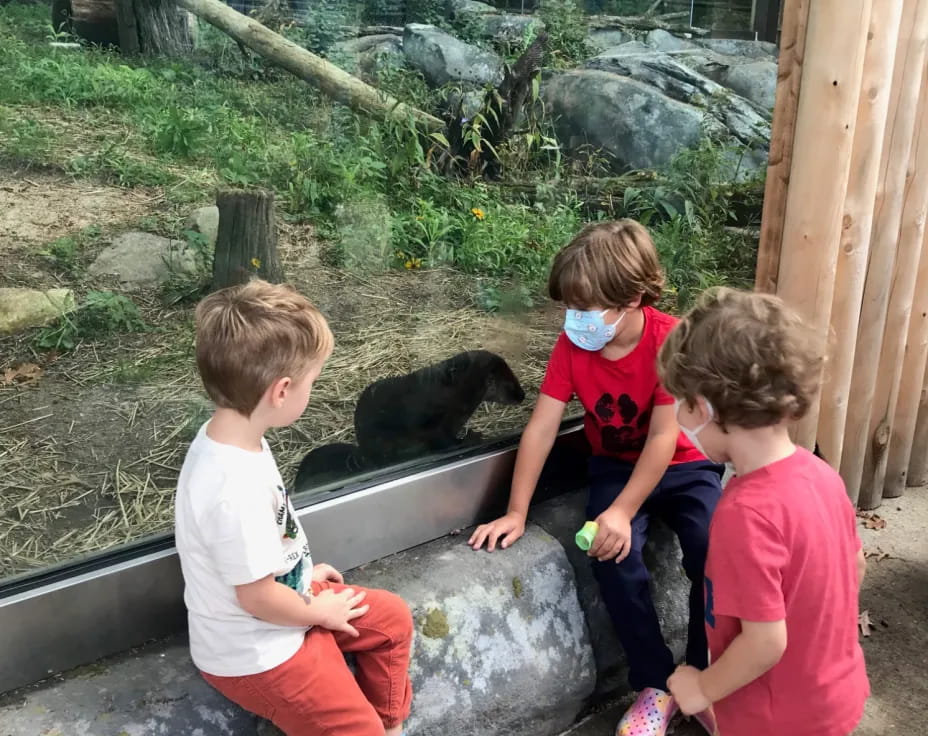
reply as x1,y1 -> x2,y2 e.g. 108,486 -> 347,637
563,309 -> 626,351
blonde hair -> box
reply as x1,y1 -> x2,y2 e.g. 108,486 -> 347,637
195,280 -> 333,416
548,219 -> 664,309
658,287 -> 822,430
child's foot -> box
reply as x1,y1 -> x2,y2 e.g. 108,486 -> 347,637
615,687 -> 678,736
690,707 -> 717,735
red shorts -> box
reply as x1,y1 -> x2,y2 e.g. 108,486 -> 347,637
202,581 -> 413,736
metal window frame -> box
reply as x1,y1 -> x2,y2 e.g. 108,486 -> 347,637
0,422 -> 587,696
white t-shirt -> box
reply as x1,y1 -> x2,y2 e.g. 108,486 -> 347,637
174,422 -> 313,676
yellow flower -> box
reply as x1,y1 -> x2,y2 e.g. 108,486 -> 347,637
250,257 -> 261,269
471,208 -> 485,220
404,257 -> 422,270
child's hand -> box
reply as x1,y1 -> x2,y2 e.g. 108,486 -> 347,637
469,511 -> 526,551
311,588 -> 369,637
311,563 -> 343,584
668,665 -> 712,715
590,506 -> 632,562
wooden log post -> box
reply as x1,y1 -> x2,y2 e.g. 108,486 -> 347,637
212,189 -> 282,291
841,0 -> 928,506
770,0 -> 872,450
115,0 -> 194,55
909,362 -> 928,486
886,224 -> 928,495
866,75 -> 928,501
816,0 -> 905,468
755,0 -> 811,295
173,0 -> 443,132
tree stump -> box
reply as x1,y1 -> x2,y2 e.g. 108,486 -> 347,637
212,189 -> 282,291
115,0 -> 195,55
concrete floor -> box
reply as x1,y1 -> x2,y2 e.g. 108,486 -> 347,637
563,486 -> 928,736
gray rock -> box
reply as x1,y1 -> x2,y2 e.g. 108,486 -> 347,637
587,28 -> 631,53
332,34 -> 405,77
0,287 -> 75,334
696,37 -> 778,60
645,28 -> 695,52
89,232 -> 201,288
403,23 -> 504,87
722,59 -> 778,110
351,525 -> 595,735
530,490 -> 688,696
480,13 -> 544,46
185,205 -> 219,249
543,69 -> 710,172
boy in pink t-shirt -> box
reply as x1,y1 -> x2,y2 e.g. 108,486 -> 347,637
657,287 -> 869,736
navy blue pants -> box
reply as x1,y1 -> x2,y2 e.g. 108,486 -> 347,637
587,456 -> 723,692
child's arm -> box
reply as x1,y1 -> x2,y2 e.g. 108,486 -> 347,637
236,575 -> 369,635
469,394 -> 567,551
588,402 -> 678,562
856,548 -> 866,587
668,619 -> 787,714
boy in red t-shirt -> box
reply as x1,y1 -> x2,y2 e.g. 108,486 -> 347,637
658,287 -> 869,736
470,220 -> 724,736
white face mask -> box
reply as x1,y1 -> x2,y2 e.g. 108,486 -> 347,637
673,397 -> 715,461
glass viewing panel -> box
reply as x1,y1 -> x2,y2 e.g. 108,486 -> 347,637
0,0 -> 769,581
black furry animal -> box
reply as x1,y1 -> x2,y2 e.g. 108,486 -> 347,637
292,351 -> 525,491
354,350 -> 525,466
293,442 -> 366,492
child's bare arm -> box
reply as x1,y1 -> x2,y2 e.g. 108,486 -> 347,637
669,619 -> 787,714
236,576 -> 369,635
588,402 -> 678,561
469,394 -> 566,551
856,548 -> 866,587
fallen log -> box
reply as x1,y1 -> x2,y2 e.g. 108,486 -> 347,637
173,0 -> 443,131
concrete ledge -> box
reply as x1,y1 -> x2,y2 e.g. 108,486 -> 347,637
0,491 -> 691,735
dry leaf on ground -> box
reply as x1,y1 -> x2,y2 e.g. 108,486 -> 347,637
0,363 -> 43,386
857,511 -> 887,530
864,547 -> 893,561
859,610 -> 874,637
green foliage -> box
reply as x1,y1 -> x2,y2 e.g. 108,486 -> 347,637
34,291 -> 146,352
39,225 -> 103,276
621,137 -> 763,311
538,0 -> 592,67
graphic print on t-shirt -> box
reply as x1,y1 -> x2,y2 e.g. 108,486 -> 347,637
273,483 -> 311,593
592,392 -> 652,455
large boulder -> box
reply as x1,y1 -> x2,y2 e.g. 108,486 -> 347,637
543,46 -> 771,173
331,33 -> 405,78
88,232 -> 201,288
695,37 -> 778,60
0,287 -> 75,334
720,60 -> 778,110
645,28 -> 695,52
184,205 -> 219,250
403,23 -> 504,87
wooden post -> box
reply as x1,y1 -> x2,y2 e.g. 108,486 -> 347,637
173,0 -> 443,131
909,362 -> 928,485
755,0 -> 810,294
770,0 -> 872,450
886,224 -> 928,495
212,189 -> 282,291
842,0 -> 928,506
816,0 -> 904,467
866,73 -> 928,501
115,0 -> 194,55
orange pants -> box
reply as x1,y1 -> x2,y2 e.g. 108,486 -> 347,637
202,581 -> 414,736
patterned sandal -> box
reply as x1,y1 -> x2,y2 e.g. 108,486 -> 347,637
615,688 -> 679,736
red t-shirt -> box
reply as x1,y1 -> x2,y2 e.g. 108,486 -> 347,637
539,306 -> 704,464
705,448 -> 869,736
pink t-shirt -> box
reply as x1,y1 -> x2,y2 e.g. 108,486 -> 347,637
705,447 -> 869,736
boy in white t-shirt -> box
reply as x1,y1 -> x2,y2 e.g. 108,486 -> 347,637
175,279 -> 413,736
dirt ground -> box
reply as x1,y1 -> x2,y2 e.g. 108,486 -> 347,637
564,485 -> 928,736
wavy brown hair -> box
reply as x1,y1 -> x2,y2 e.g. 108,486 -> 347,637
658,287 -> 822,430
548,220 -> 665,309
195,279 -> 333,416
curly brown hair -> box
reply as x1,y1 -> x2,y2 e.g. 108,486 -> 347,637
548,220 -> 665,309
657,287 -> 822,430
195,279 -> 333,416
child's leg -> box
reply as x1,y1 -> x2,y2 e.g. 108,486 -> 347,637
652,461 -> 723,670
587,456 -> 676,692
318,582 -> 414,731
201,628 -> 384,736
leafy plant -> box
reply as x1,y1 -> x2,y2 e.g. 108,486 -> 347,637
34,291 -> 146,352
538,0 -> 591,67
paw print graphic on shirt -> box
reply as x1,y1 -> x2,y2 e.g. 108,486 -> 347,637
595,393 -> 651,454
